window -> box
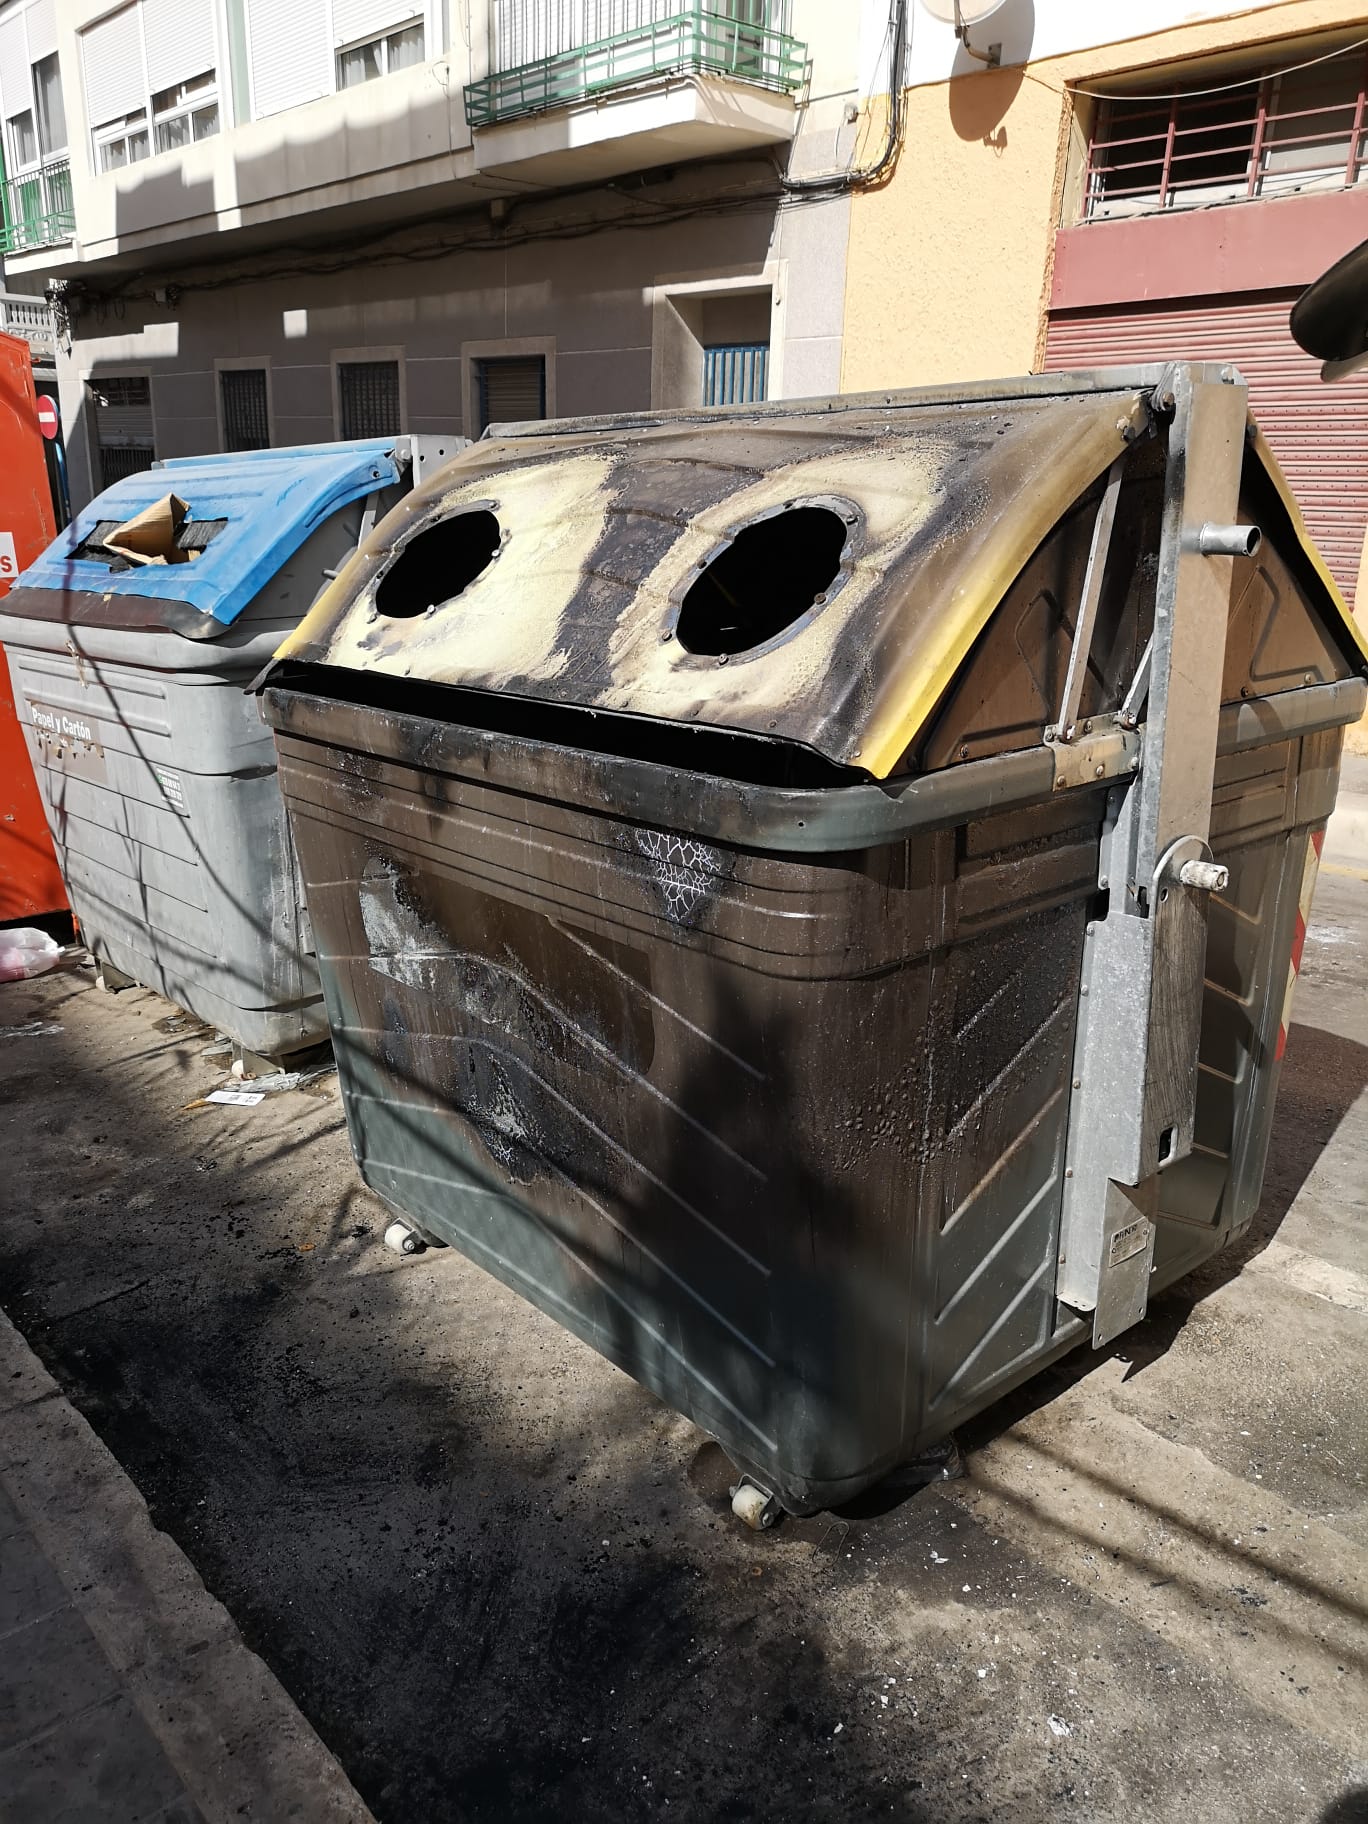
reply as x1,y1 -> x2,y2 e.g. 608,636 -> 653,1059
473,356 -> 545,434
152,71 -> 219,152
7,109 -> 37,171
89,376 -> 156,489
32,52 -> 66,156
95,110 -> 150,171
338,360 -> 401,437
81,2 -> 221,171
703,342 -> 769,406
336,17 -> 425,89
220,368 -> 271,451
1083,44 -> 1368,221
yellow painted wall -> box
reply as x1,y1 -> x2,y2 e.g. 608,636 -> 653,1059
841,0 -> 1368,392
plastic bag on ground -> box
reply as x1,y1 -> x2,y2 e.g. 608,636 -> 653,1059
0,927 -> 62,983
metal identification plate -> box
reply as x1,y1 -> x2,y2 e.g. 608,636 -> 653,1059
1108,1217 -> 1151,1269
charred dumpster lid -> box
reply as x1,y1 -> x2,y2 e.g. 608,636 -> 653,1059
3,438 -> 403,640
277,378 -> 1366,777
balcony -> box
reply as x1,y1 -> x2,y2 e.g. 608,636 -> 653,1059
1082,47 -> 1368,222
0,289 -> 57,364
467,2 -> 806,183
1,158 -> 75,255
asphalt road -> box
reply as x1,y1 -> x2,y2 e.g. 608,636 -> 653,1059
1,813 -> 1365,1821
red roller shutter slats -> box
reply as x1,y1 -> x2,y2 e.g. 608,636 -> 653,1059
1044,292 -> 1366,599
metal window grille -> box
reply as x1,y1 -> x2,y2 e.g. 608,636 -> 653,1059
98,446 -> 158,487
89,375 -> 155,489
474,355 -> 546,433
338,360 -> 401,438
703,342 -> 768,406
1083,44 -> 1368,221
221,367 -> 270,451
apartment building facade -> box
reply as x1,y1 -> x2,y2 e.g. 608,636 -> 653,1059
841,0 -> 1368,615
7,0 -> 1368,625
1,0 -> 888,508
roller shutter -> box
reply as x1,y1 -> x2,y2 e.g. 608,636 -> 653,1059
142,0 -> 217,95
0,10 -> 31,120
88,374 -> 156,489
1045,292 -> 1368,600
474,355 -> 545,433
24,0 -> 56,64
331,0 -> 421,47
80,4 -> 146,129
245,0 -> 331,117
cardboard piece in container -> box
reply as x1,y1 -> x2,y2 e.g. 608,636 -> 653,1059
103,493 -> 191,565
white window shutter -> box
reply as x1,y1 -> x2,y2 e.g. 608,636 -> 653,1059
25,0 -> 57,64
331,0 -> 421,48
0,9 -> 31,121
81,5 -> 146,128
142,0 -> 216,94
246,0 -> 331,117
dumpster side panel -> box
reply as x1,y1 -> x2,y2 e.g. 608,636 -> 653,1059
274,708 -> 1103,1509
0,509 -> 363,1053
1153,725 -> 1345,1282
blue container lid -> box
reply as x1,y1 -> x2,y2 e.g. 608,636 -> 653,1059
15,439 -> 402,632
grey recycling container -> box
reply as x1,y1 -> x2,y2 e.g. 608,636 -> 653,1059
1,434 -> 459,1060
259,369 -> 1367,1515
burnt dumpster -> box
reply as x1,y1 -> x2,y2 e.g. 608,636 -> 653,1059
1,435 -> 458,1063
258,368 -> 1368,1519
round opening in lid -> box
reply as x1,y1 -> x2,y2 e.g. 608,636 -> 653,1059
675,504 -> 849,657
375,508 -> 501,618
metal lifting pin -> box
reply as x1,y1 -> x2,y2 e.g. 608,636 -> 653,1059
1196,523 -> 1262,558
1179,859 -> 1230,892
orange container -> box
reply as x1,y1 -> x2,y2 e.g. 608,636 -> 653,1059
0,329 -> 66,926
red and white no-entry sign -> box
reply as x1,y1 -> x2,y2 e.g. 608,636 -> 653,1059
35,396 -> 59,441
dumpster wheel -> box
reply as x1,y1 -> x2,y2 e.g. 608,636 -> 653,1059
382,1220 -> 426,1258
729,1477 -> 782,1532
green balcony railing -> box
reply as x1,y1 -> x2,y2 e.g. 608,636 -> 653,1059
467,3 -> 806,128
1,158 -> 75,255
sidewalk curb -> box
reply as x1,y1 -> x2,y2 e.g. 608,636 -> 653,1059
0,1311 -> 376,1824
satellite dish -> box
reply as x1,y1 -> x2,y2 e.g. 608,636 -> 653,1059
1290,237 -> 1368,382
920,0 -> 1007,66
920,0 -> 1008,22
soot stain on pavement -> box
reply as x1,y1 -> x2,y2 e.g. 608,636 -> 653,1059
2,971 -> 1363,1824
0,977 -> 952,1823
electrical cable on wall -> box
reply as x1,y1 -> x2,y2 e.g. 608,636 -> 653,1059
782,0 -> 908,194
1067,31 -> 1368,102
49,2 -> 913,326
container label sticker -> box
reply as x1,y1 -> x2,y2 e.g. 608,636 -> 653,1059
25,699 -> 107,785
27,701 -> 96,745
1107,1217 -> 1151,1269
0,532 -> 16,582
153,767 -> 188,815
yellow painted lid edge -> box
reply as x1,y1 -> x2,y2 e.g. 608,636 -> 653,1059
857,399 -> 1147,777
1248,420 -> 1368,669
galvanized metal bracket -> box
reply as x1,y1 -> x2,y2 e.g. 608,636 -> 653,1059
1045,717 -> 1140,792
1055,364 -> 1250,1348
